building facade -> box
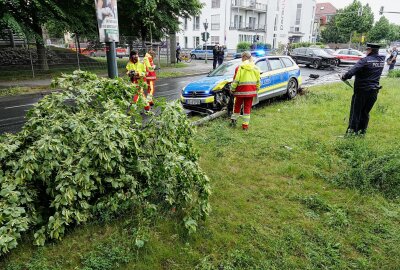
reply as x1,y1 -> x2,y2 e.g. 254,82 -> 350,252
314,2 -> 337,42
178,0 -> 316,50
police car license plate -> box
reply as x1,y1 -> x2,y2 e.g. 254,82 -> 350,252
186,99 -> 200,105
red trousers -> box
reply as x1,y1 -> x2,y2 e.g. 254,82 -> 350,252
231,96 -> 253,127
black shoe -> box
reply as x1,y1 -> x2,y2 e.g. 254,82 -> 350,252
230,119 -> 237,127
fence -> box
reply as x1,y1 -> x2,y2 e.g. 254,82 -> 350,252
0,35 -> 180,80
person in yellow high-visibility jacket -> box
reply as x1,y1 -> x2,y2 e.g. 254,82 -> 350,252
126,50 -> 149,111
143,50 -> 157,105
230,51 -> 260,130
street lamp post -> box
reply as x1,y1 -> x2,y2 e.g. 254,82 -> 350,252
203,20 -> 209,64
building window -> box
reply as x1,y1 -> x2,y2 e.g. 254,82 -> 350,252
212,0 -> 220,8
184,18 -> 188,30
184,36 -> 188,48
249,17 -> 256,30
238,34 -> 253,42
193,16 -> 200,30
274,14 -> 278,31
193,36 -> 200,47
211,36 -> 220,45
326,15 -> 333,23
211,15 -> 220,30
276,0 -> 279,11
234,15 -> 243,29
295,4 -> 302,25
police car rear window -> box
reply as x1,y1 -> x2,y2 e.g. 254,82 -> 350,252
281,58 -> 294,67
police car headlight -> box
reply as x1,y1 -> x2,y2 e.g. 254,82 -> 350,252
182,87 -> 187,94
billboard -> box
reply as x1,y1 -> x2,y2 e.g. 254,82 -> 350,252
95,0 -> 119,42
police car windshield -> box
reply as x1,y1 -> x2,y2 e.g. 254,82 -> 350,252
208,60 -> 241,77
313,49 -> 331,57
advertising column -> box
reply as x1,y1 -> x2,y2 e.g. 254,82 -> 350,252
95,0 -> 119,78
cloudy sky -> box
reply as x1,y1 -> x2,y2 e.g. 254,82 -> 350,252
317,0 -> 400,25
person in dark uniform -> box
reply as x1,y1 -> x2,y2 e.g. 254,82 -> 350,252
212,44 -> 219,70
341,43 -> 385,135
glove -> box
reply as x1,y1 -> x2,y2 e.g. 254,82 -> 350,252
340,74 -> 346,81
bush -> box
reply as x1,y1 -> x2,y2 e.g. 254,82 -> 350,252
236,42 -> 251,51
388,69 -> 400,78
0,71 -> 211,255
291,42 -> 326,49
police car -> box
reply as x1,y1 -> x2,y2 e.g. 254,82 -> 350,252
181,56 -> 302,110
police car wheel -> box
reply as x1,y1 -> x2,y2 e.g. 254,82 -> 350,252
191,54 -> 196,59
286,78 -> 298,99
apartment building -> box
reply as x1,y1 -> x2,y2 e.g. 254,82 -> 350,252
178,0 -> 316,50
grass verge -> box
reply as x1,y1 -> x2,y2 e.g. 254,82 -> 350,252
0,86 -> 53,97
1,78 -> 399,269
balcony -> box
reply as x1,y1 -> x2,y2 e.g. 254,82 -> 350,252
229,23 -> 266,31
231,0 -> 267,12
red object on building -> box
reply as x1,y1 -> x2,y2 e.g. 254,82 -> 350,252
315,2 -> 337,26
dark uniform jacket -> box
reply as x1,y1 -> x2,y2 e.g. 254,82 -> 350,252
342,53 -> 385,93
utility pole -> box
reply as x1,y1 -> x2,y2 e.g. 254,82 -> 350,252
203,19 -> 209,64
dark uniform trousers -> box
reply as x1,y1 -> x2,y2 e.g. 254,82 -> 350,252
348,90 -> 378,134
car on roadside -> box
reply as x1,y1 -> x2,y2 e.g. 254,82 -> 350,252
290,47 -> 337,69
334,48 -> 365,65
190,45 -> 216,59
181,56 -> 301,111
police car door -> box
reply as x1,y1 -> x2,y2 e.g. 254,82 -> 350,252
255,59 -> 272,103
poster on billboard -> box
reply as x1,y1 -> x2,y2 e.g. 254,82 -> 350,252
95,0 -> 119,42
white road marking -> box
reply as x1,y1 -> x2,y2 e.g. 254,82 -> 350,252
4,103 -> 36,109
0,116 -> 25,123
158,83 -> 169,86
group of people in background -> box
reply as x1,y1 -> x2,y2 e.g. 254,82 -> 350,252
212,44 -> 225,69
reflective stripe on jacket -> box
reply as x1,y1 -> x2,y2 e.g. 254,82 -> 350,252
230,60 -> 260,97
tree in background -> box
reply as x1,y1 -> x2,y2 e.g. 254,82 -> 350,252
387,23 -> 400,43
368,16 -> 390,43
0,0 -> 97,70
117,0 -> 203,63
334,0 -> 374,44
320,18 -> 346,44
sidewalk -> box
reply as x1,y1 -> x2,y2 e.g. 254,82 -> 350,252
0,60 -> 214,89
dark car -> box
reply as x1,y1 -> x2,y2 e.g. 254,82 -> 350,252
290,47 -> 337,69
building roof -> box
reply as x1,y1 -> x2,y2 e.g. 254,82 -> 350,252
315,2 -> 337,17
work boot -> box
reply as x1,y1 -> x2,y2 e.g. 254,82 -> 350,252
144,105 -> 150,112
230,119 -> 237,127
242,124 -> 249,131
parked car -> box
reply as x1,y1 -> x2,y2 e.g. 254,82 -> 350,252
290,47 -> 337,68
181,56 -> 301,111
323,48 -> 336,55
334,49 -> 365,65
190,45 -> 216,59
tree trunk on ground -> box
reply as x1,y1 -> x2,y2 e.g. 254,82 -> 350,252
170,31 -> 176,64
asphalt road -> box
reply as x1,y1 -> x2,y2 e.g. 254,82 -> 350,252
0,75 -> 204,134
0,66 -> 349,135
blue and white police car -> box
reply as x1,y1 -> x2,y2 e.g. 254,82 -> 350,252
181,56 -> 302,110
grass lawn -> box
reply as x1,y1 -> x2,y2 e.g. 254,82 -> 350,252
1,79 -> 399,269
